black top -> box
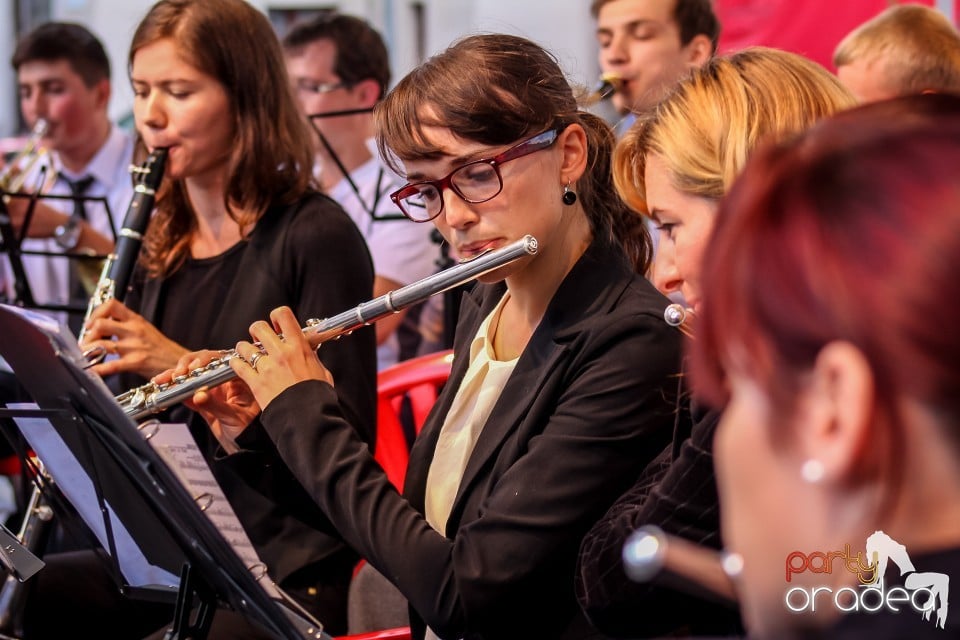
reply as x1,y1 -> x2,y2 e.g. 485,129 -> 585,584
123,191 -> 377,626
229,236 -> 686,640
157,240 -> 246,350
825,546 -> 960,639
576,395 -> 744,639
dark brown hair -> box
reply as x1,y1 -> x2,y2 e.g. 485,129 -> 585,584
282,12 -> 390,100
130,0 -> 314,276
375,33 -> 651,272
12,22 -> 110,86
590,0 -> 721,53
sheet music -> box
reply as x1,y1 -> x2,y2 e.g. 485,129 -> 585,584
142,421 -> 281,599
9,403 -> 179,590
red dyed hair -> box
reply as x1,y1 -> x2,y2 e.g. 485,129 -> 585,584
692,94 -> 960,438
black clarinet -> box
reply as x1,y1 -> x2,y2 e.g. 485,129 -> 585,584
78,147 -> 167,345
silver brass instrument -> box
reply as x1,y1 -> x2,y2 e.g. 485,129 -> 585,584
79,147 -> 168,348
624,525 -> 742,605
118,234 -> 540,420
0,119 -> 49,194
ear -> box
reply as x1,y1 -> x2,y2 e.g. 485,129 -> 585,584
94,77 -> 111,110
352,78 -> 382,109
558,123 -> 589,185
683,34 -> 713,69
797,341 -> 875,485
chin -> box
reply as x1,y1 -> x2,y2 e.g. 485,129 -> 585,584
477,263 -> 519,285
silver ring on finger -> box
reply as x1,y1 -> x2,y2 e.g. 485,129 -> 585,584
248,351 -> 265,372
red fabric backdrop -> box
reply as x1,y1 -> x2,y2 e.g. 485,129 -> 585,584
713,0 -> 940,71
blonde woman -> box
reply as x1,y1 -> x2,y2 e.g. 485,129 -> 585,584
693,92 -> 960,639
576,47 -> 856,638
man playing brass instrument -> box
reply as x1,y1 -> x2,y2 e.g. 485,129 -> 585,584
592,0 -> 719,132
2,22 -> 136,333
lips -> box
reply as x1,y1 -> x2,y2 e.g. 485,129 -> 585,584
146,141 -> 175,153
457,239 -> 500,258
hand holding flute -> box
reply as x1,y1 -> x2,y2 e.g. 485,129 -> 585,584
152,306 -> 322,451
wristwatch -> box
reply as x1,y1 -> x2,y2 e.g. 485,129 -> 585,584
53,216 -> 82,251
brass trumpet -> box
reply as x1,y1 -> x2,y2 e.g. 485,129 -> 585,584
583,72 -> 624,106
0,119 -> 49,194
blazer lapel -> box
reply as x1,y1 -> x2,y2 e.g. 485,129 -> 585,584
446,332 -> 567,530
406,237 -> 637,528
404,285 -> 488,512
444,237 -> 634,531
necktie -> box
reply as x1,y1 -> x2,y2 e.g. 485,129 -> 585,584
60,174 -> 95,221
60,174 -> 95,334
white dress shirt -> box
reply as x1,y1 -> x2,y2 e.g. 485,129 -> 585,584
327,139 -> 439,370
2,125 -> 136,326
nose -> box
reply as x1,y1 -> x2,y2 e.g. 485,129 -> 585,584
138,91 -> 166,133
21,91 -> 47,124
603,30 -> 629,65
439,187 -> 478,231
651,244 -> 682,296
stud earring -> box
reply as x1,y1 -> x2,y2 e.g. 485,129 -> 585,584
562,183 -> 577,206
801,459 -> 825,484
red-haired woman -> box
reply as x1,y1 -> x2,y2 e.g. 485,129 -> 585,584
693,93 -> 960,639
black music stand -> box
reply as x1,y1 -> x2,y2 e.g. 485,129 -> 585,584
0,183 -> 117,315
0,303 -> 330,640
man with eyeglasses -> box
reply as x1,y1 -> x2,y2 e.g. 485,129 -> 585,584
282,13 -> 439,371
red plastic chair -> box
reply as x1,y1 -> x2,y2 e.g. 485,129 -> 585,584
335,351 -> 454,640
373,349 -> 453,492
0,455 -> 20,477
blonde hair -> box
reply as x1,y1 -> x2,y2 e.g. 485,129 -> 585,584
833,4 -> 960,97
613,47 -> 856,215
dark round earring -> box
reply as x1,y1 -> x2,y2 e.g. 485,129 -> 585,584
562,183 -> 577,206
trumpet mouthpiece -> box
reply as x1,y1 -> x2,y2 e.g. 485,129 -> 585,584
583,73 -> 623,105
31,119 -> 49,138
600,72 -> 624,90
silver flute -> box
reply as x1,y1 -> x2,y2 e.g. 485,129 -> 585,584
664,303 -> 695,339
623,525 -> 742,605
118,234 -> 539,420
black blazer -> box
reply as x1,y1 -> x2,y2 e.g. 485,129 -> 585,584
576,401 -> 744,638
243,236 -> 684,640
